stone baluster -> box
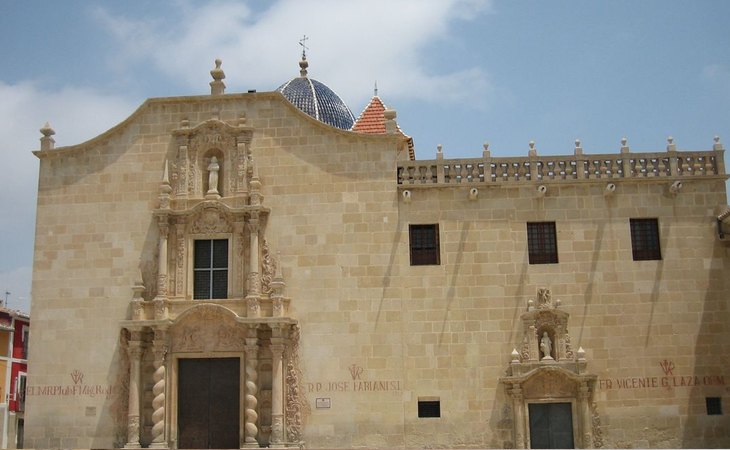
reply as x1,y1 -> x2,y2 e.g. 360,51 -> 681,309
420,166 -> 429,183
150,331 -> 168,448
246,215 -> 261,317
407,166 -> 415,183
692,155 -> 702,175
244,330 -> 259,446
579,382 -> 593,448
270,334 -> 285,445
512,386 -> 526,449
124,335 -> 144,448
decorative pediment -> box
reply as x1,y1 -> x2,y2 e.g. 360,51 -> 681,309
190,202 -> 234,234
173,117 -> 253,142
170,304 -> 245,353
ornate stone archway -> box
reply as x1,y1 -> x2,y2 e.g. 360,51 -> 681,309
501,288 -> 601,449
121,115 -> 304,449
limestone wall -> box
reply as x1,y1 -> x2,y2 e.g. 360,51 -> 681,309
26,90 -> 730,448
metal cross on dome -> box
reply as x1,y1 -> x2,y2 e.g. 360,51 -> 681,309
299,35 -> 309,58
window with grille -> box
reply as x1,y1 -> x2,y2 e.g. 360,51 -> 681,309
418,399 -> 441,418
706,397 -> 722,415
409,224 -> 440,265
193,239 -> 229,299
527,222 -> 558,264
630,218 -> 661,261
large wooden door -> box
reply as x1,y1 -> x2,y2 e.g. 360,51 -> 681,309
528,402 -> 574,449
178,358 -> 240,449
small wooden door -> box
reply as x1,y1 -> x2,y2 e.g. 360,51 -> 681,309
178,358 -> 240,449
528,402 -> 574,449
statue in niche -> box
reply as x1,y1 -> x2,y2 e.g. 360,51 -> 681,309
540,332 -> 553,360
207,156 -> 220,195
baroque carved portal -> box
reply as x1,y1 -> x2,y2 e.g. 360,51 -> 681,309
501,288 -> 600,449
122,305 -> 302,448
121,115 -> 302,448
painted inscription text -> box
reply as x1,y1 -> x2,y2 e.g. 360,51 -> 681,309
599,361 -> 725,390
26,370 -> 116,399
307,364 -> 401,394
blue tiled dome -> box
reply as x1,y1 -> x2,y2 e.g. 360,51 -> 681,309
277,58 -> 355,130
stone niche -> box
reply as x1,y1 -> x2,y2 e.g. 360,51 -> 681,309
500,288 -> 602,449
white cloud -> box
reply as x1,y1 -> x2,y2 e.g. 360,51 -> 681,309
92,0 -> 493,108
0,80 -> 139,307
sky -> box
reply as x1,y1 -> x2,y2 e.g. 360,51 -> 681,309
1,0 -> 729,314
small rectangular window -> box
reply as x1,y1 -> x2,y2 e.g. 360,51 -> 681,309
194,239 -> 228,299
630,218 -> 661,261
706,397 -> 722,415
409,224 -> 440,266
527,222 -> 558,264
418,399 -> 441,418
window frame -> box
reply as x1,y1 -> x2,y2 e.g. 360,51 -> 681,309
417,399 -> 441,418
409,224 -> 441,266
706,397 -> 722,415
527,221 -> 559,265
191,236 -> 231,300
629,218 -> 662,261
21,324 -> 29,359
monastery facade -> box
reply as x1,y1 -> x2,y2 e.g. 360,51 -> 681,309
26,58 -> 730,448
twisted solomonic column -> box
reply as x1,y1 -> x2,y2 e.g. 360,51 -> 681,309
244,333 -> 259,446
150,333 -> 168,448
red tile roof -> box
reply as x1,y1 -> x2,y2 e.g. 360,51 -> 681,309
352,96 -> 387,134
353,96 -> 415,160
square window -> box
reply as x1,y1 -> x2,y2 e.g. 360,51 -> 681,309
409,224 -> 440,266
193,239 -> 228,299
527,222 -> 558,264
630,218 -> 661,261
418,399 -> 441,418
706,397 -> 722,415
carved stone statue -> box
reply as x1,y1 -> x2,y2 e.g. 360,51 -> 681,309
537,288 -> 552,309
540,332 -> 553,360
207,156 -> 220,195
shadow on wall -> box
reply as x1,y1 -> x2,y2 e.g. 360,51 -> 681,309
681,242 -> 730,447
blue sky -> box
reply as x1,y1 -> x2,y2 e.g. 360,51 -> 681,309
1,0 -> 729,314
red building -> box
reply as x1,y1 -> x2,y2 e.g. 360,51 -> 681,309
0,308 -> 29,449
